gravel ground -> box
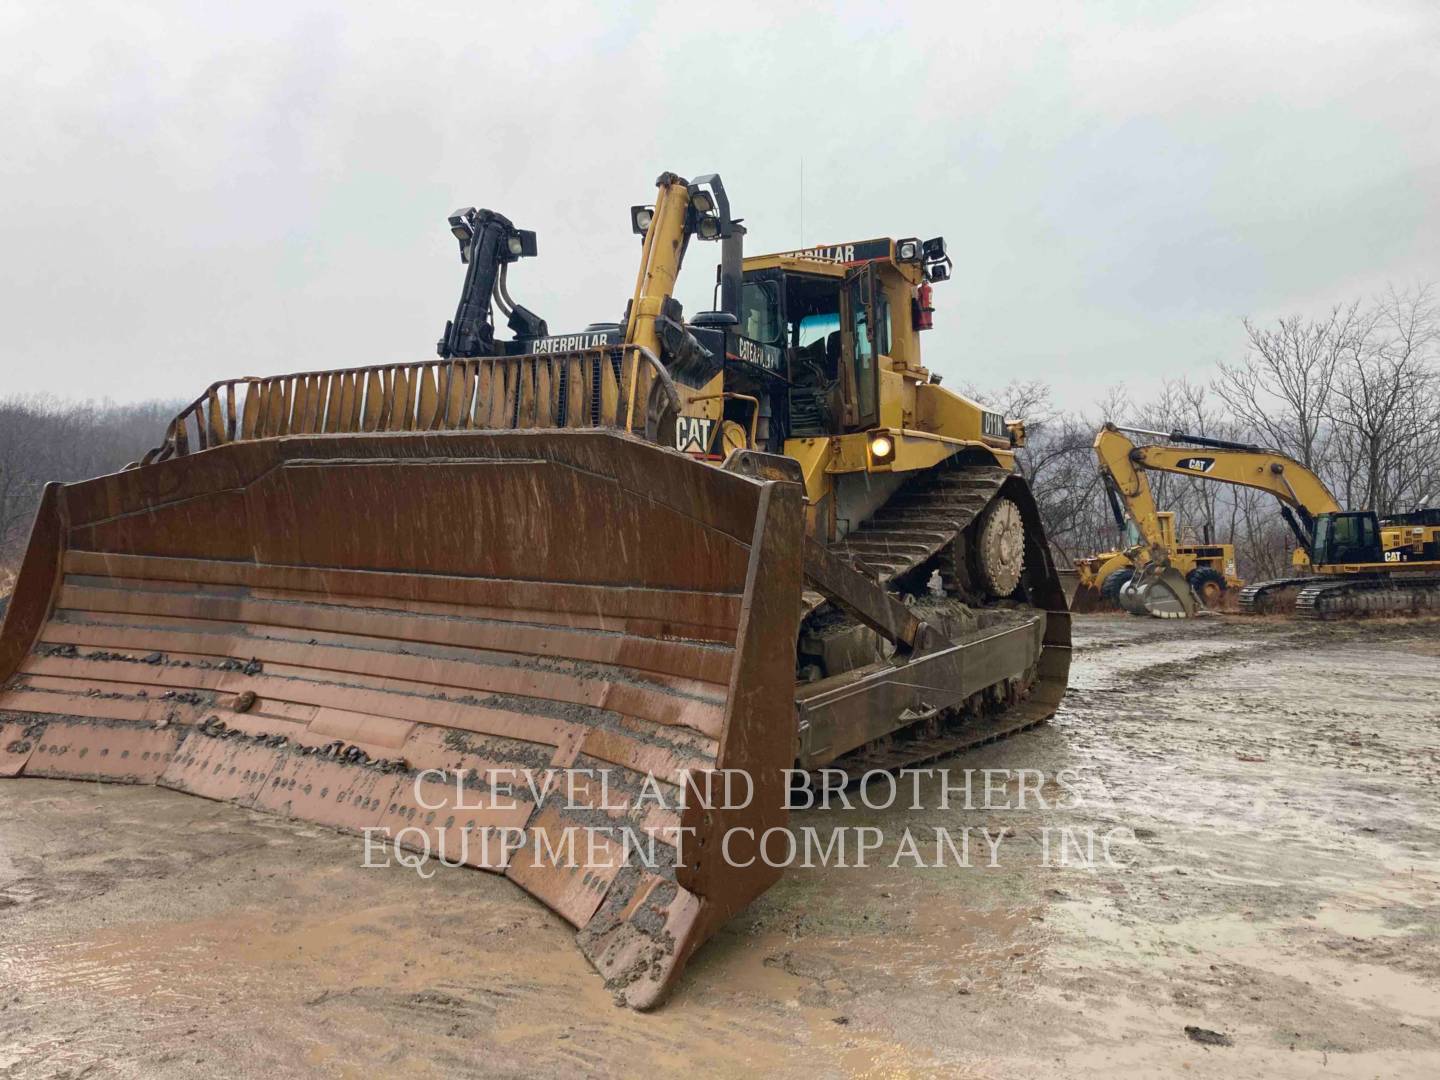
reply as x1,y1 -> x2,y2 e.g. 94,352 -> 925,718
2,613 -> 1438,1078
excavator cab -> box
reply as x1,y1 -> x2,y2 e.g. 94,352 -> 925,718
1312,511 -> 1384,567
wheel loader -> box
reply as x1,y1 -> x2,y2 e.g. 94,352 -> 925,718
1072,511 -> 1241,614
1072,424 -> 1245,617
0,171 -> 1070,1008
1086,423 -> 1440,618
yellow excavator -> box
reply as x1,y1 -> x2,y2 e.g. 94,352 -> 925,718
1088,423 -> 1440,618
0,171 -> 1069,1008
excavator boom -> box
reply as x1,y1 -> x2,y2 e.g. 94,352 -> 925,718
1090,425 -> 1201,617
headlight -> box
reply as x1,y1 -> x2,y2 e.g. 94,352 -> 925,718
869,433 -> 894,462
696,215 -> 721,240
448,208 -> 475,242
631,205 -> 654,235
690,190 -> 715,214
897,238 -> 921,262
506,235 -> 524,256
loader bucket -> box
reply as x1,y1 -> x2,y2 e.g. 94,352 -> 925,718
0,427 -> 804,1009
1067,582 -> 1104,613
1118,564 -> 1197,619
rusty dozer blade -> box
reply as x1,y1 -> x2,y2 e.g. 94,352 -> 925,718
1119,564 -> 1198,619
0,428 -> 803,1009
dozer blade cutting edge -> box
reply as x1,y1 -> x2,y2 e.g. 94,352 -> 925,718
0,425 -> 804,1009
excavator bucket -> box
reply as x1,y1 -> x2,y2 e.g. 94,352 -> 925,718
1118,564 -> 1198,619
0,375 -> 805,1009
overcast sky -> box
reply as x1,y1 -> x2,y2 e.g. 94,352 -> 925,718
2,1 -> 1436,411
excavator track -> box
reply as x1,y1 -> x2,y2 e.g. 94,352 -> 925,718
799,461 -> 1070,775
1238,576 -> 1314,614
1294,574 -> 1440,619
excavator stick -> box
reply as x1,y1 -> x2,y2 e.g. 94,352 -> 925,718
0,375 -> 806,1009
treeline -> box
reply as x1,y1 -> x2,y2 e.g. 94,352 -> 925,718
0,397 -> 181,575
1,286 -> 1435,590
980,284 -> 1440,580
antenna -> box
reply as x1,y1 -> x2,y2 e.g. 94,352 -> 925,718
799,158 -> 804,247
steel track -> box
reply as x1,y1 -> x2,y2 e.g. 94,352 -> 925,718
1294,574 -> 1440,619
1237,576 -> 1314,614
804,463 -> 1069,776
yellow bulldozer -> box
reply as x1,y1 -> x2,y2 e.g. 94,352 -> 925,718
1079,423 -> 1440,618
0,171 -> 1070,1008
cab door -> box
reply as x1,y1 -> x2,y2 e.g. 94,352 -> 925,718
1314,511 -> 1384,566
840,264 -> 879,430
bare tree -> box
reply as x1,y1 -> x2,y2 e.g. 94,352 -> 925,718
973,278 -> 1439,583
1214,303 -> 1363,471
1325,284 -> 1440,514
0,395 -> 180,569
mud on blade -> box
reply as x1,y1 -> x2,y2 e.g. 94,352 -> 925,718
0,429 -> 803,1009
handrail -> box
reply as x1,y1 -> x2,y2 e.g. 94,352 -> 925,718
686,391 -> 761,450
143,344 -> 680,464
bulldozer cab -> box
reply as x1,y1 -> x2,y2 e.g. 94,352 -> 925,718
739,241 -> 917,439
739,266 -> 843,437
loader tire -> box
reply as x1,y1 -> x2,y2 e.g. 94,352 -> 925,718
1187,567 -> 1226,608
1100,568 -> 1132,605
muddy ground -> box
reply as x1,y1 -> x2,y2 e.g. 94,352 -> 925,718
2,614 -> 1438,1078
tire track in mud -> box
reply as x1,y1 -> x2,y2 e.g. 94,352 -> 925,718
1028,614 -> 1440,1077
1063,618 -> 1288,699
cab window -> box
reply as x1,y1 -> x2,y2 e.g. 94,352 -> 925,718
797,312 -> 839,351
848,271 -> 878,426
740,280 -> 782,344
852,298 -> 872,365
